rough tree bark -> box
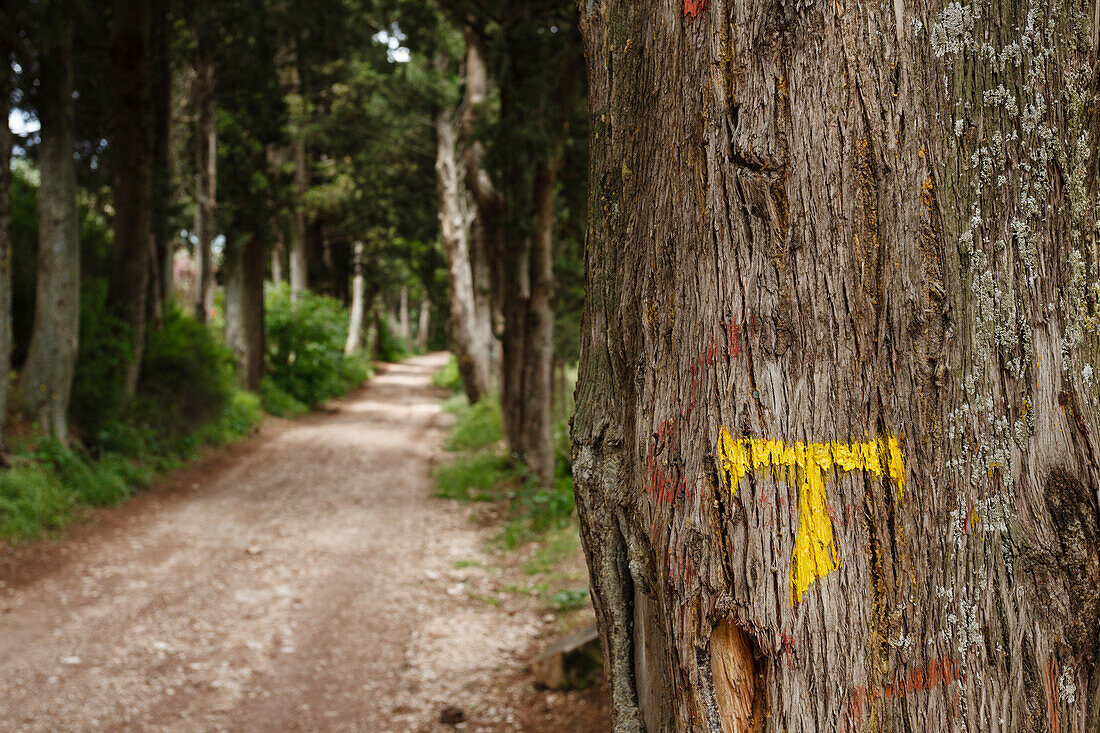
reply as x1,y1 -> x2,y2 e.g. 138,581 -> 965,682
345,241 -> 365,355
15,11 -> 80,441
193,50 -> 216,323
223,236 -> 265,391
437,102 -> 492,404
573,0 -> 1100,731
109,0 -> 154,396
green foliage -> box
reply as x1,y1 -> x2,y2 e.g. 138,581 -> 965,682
433,452 -> 518,502
260,377 -> 310,417
374,317 -> 408,363
432,354 -> 463,393
434,392 -> 576,548
265,283 -> 367,406
132,309 -> 236,436
445,398 -> 502,452
549,588 -> 590,612
69,279 -> 133,441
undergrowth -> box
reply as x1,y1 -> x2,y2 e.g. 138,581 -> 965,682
432,362 -> 578,550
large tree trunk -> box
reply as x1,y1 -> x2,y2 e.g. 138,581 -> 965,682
223,236 -> 265,391
109,0 -> 154,396
0,34 -> 12,446
345,241 -> 365,355
193,51 -> 216,323
522,160 -> 558,489
436,103 -> 492,404
574,1 -> 1100,731
14,12 -> 79,441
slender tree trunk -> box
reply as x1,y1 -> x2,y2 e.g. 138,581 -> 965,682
109,0 -> 153,396
14,12 -> 79,441
150,0 -> 173,317
345,241 -> 365,355
271,224 -> 285,286
194,51 -> 216,323
223,236 -> 264,391
575,1 -> 1100,731
399,285 -> 410,348
522,159 -> 558,488
288,50 -> 308,300
417,297 -> 431,353
0,36 -> 12,446
436,103 -> 492,404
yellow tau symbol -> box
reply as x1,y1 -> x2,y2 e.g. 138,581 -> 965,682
716,429 -> 906,605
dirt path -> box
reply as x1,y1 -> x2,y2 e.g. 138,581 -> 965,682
0,353 -> 606,732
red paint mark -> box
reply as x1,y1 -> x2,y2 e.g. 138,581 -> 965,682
846,655 -> 961,731
779,630 -> 796,668
684,0 -> 709,19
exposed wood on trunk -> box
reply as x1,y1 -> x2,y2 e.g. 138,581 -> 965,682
436,102 -> 492,404
14,11 -> 79,441
345,241 -> 365,355
109,0 -> 154,396
573,0 -> 1100,730
223,236 -> 265,391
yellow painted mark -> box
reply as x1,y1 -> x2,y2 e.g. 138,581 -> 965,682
716,429 -> 907,604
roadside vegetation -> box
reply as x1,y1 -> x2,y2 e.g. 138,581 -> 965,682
0,177 -> 399,543
432,355 -> 590,624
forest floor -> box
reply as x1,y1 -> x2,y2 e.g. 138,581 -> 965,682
0,353 -> 608,732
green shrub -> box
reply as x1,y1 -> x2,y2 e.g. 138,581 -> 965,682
265,283 -> 354,406
445,397 -> 503,452
375,317 -> 408,363
0,464 -> 70,540
261,377 -> 310,417
432,354 -> 463,393
132,308 -> 236,438
434,452 -> 520,501
69,279 -> 133,441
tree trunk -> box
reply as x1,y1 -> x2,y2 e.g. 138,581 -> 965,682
150,0 -> 173,317
0,35 -> 12,446
574,1 -> 1100,731
417,297 -> 431,353
271,228 -> 285,285
522,160 -> 558,489
193,51 -> 216,324
436,103 -> 492,404
345,241 -> 365,355
288,52 -> 308,300
399,285 -> 410,349
14,12 -> 79,441
109,0 -> 153,396
223,236 -> 265,391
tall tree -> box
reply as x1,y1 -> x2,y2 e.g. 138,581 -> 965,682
192,46 -> 216,323
108,0 -> 155,396
14,4 -> 80,441
435,100 -> 492,402
0,20 -> 14,447
573,0 -> 1100,731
